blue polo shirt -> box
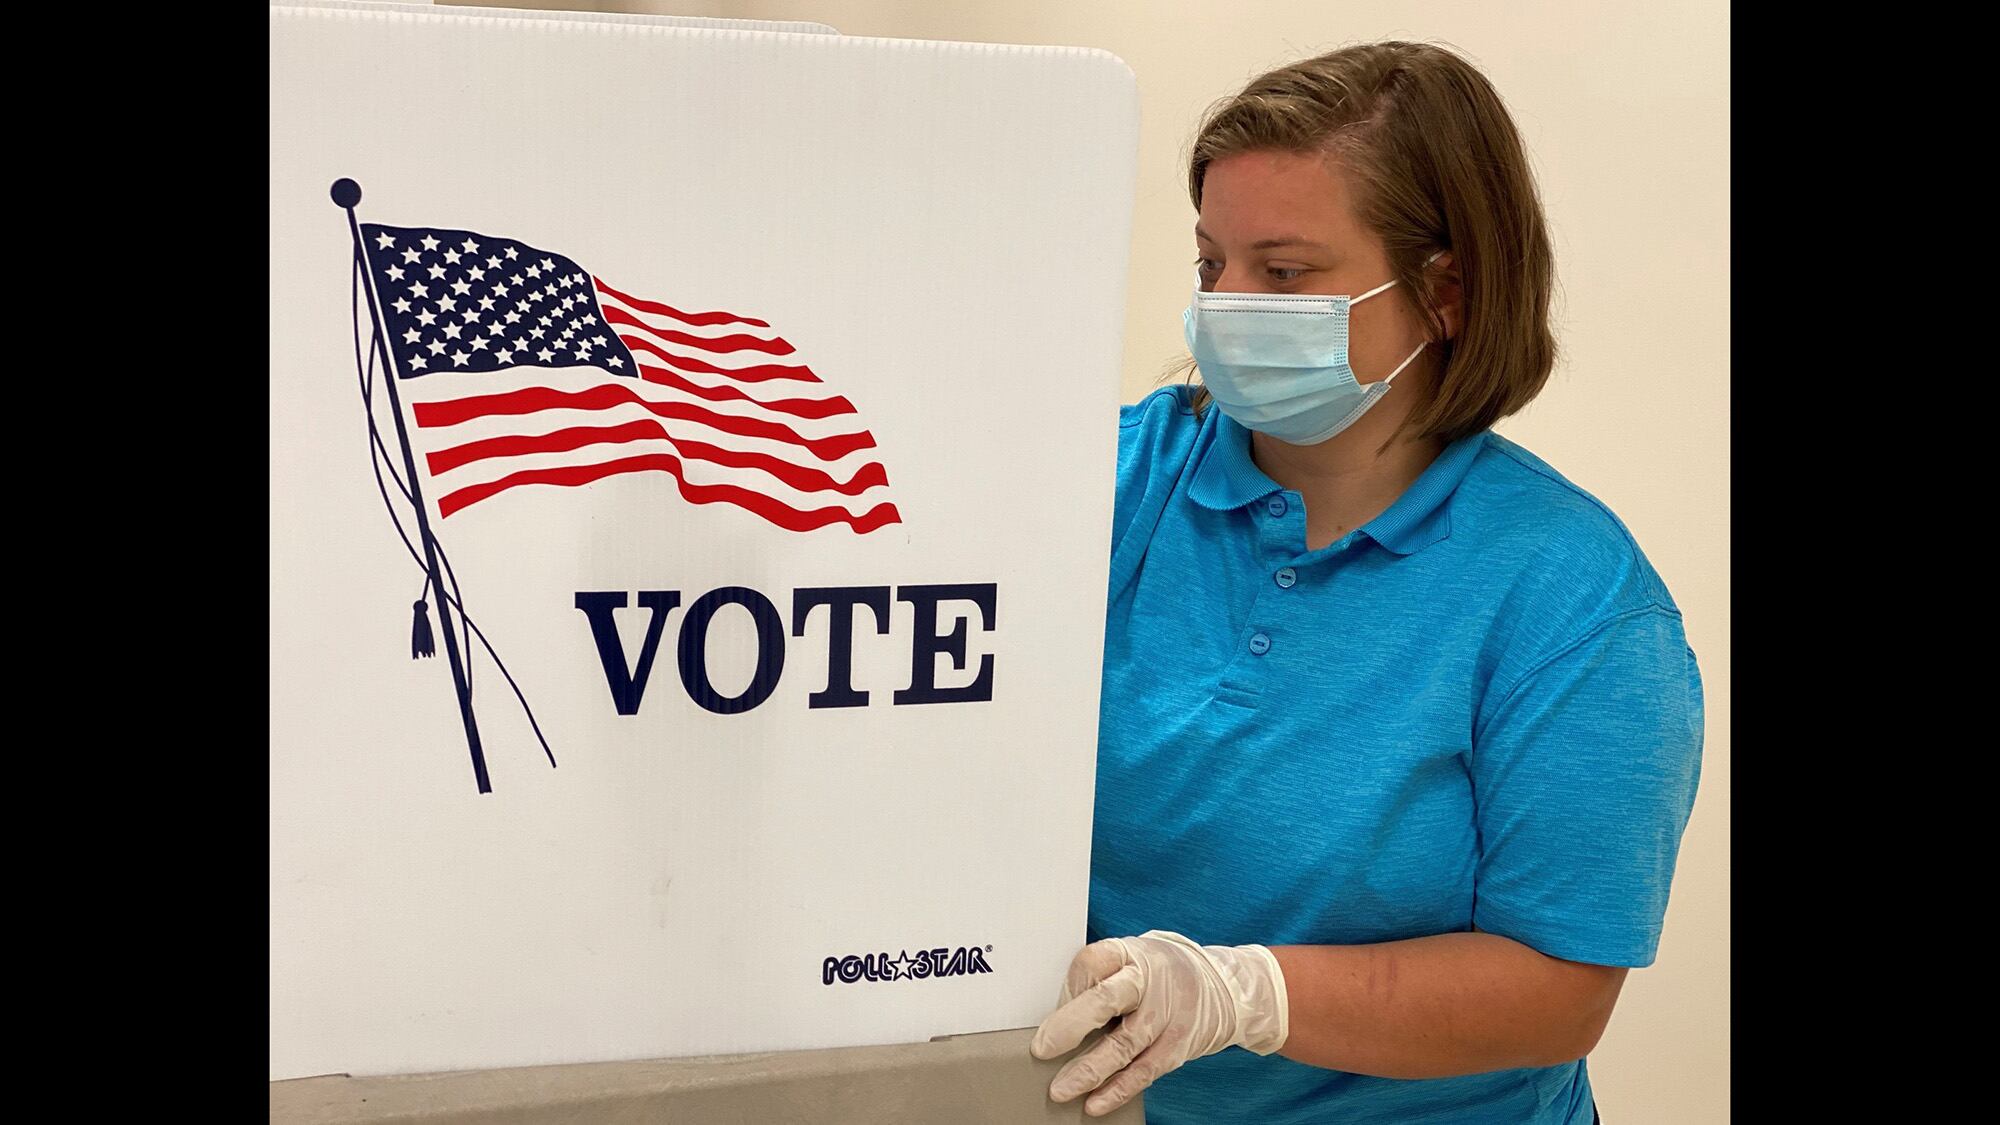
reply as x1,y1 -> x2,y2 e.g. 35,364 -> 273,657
1090,386 -> 1704,1124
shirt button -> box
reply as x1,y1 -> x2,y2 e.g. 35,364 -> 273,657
1266,496 -> 1288,517
1274,567 -> 1297,588
1248,632 -> 1271,655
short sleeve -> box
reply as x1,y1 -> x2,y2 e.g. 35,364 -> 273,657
1109,387 -> 1201,594
1469,605 -> 1704,968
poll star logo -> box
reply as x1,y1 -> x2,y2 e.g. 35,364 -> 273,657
328,179 -> 988,796
823,945 -> 996,985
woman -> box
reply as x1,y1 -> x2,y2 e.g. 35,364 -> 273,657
1030,41 -> 1704,1124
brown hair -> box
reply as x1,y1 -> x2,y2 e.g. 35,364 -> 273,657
1174,41 -> 1557,446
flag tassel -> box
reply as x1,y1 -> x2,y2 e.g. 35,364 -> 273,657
411,599 -> 436,659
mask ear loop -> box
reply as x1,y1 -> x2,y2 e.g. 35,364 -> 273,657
1378,339 -> 1428,386
1351,276 -> 1400,304
1374,250 -> 1449,389
1354,249 -> 1448,303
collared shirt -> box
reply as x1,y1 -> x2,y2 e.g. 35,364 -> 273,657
1091,386 -> 1704,1125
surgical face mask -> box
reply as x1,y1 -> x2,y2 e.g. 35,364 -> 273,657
1181,253 -> 1439,445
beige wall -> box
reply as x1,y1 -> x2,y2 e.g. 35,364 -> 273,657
448,4 -> 1731,1121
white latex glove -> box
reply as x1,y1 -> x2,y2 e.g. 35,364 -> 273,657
1029,930 -> 1289,1117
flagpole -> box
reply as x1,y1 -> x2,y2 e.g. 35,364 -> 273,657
333,178 -> 491,795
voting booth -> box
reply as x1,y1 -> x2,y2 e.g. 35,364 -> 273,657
270,1 -> 1139,1116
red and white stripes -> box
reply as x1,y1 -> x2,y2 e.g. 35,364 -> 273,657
401,277 -> 901,533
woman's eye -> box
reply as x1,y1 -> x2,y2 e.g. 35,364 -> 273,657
1268,267 -> 1304,283
1193,256 -> 1221,276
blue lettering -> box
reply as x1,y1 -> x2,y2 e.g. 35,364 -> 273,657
574,590 -> 680,715
677,586 -> 786,715
579,583 -> 998,713
792,586 -> 892,709
893,584 -> 998,705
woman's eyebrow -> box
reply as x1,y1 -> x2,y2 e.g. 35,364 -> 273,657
1193,226 -> 1329,252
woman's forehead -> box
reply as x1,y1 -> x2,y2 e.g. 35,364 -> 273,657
1197,150 -> 1363,247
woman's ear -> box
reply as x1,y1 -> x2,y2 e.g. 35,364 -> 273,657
1427,251 -> 1464,342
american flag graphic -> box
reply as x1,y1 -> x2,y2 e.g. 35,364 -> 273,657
358,223 -> 902,533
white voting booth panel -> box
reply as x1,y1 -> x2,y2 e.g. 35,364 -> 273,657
271,3 -> 1136,1083
285,0 -> 840,35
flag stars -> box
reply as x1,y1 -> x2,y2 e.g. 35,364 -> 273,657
362,232 -> 657,379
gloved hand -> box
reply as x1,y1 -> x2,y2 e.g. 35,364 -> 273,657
1029,930 -> 1290,1116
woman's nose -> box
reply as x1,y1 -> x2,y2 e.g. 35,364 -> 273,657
1216,267 -> 1270,294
